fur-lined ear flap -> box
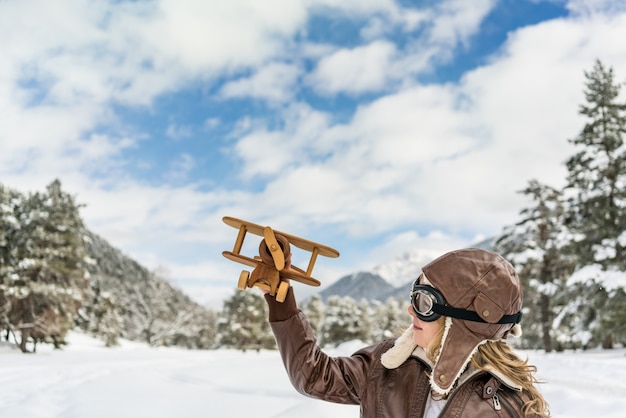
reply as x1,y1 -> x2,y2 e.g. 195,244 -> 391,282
510,323 -> 522,338
381,325 -> 417,369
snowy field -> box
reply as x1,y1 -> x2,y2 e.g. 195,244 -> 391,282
2,333 -> 625,418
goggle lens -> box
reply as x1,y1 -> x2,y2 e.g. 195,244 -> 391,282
412,290 -> 435,316
410,279 -> 445,322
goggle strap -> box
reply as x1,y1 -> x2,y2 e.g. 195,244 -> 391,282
431,304 -> 522,324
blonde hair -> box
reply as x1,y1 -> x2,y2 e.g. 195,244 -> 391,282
424,321 -> 550,417
473,341 -> 550,418
425,317 -> 446,362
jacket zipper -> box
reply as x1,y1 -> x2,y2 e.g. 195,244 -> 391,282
497,392 -> 517,417
492,393 -> 501,411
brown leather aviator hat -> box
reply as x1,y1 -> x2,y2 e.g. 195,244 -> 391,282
380,248 -> 524,394
422,248 -> 523,394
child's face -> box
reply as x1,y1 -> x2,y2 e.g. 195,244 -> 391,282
407,304 -> 442,348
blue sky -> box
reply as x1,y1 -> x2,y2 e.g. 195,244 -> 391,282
2,0 -> 626,308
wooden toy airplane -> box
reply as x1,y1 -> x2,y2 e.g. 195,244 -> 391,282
221,216 -> 340,302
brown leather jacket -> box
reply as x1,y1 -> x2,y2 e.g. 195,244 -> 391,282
267,288 -> 533,418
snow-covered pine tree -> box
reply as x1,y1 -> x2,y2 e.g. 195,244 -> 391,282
217,291 -> 275,352
0,184 -> 21,270
495,180 -> 576,351
0,184 -> 24,340
128,275 -> 172,345
171,307 -> 217,349
565,59 -> 626,267
5,180 -> 88,351
563,60 -> 626,348
77,279 -> 124,347
357,299 -> 374,344
370,297 -> 407,342
301,293 -> 324,335
319,295 -> 361,347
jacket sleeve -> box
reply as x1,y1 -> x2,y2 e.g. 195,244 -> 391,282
266,287 -> 383,405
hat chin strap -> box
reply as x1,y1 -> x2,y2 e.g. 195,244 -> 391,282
431,303 -> 522,324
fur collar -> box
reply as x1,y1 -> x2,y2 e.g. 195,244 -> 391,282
380,324 -> 418,369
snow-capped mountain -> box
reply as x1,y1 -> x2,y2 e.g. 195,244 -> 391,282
317,248 -> 438,302
372,248 -> 439,288
319,239 -> 496,301
373,238 -> 497,287
318,271 -> 395,302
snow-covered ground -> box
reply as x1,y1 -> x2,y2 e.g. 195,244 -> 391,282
2,333 -> 625,418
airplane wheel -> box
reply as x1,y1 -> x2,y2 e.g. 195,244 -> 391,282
276,281 -> 289,303
238,270 -> 250,290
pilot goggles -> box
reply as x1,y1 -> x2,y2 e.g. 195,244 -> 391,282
410,275 -> 522,324
410,281 -> 446,322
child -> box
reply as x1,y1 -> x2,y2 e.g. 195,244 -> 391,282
264,248 -> 550,417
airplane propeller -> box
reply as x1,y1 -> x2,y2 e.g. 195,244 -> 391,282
260,226 -> 290,271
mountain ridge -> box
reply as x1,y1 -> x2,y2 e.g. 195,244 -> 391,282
318,238 -> 497,302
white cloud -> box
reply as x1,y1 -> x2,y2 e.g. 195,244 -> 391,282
307,41 -> 397,95
358,6 -> 430,40
307,0 -> 411,17
166,124 -> 194,140
204,118 -> 221,129
232,103 -> 332,178
219,63 -> 301,103
134,0 -> 306,75
427,0 -> 496,47
166,153 -> 196,182
566,0 -> 626,15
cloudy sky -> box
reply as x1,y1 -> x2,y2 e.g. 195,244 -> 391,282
2,0 -> 626,308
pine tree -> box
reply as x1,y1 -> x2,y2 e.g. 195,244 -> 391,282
301,293 -> 324,335
370,297 -> 408,341
495,180 -> 576,351
565,59 -> 626,267
357,299 -> 373,344
171,307 -> 217,349
77,279 -> 124,347
217,291 -> 275,352
553,269 -> 613,349
319,296 -> 361,347
1,180 -> 88,351
0,185 -> 21,275
0,184 -> 24,340
601,287 -> 626,348
563,60 -> 626,348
